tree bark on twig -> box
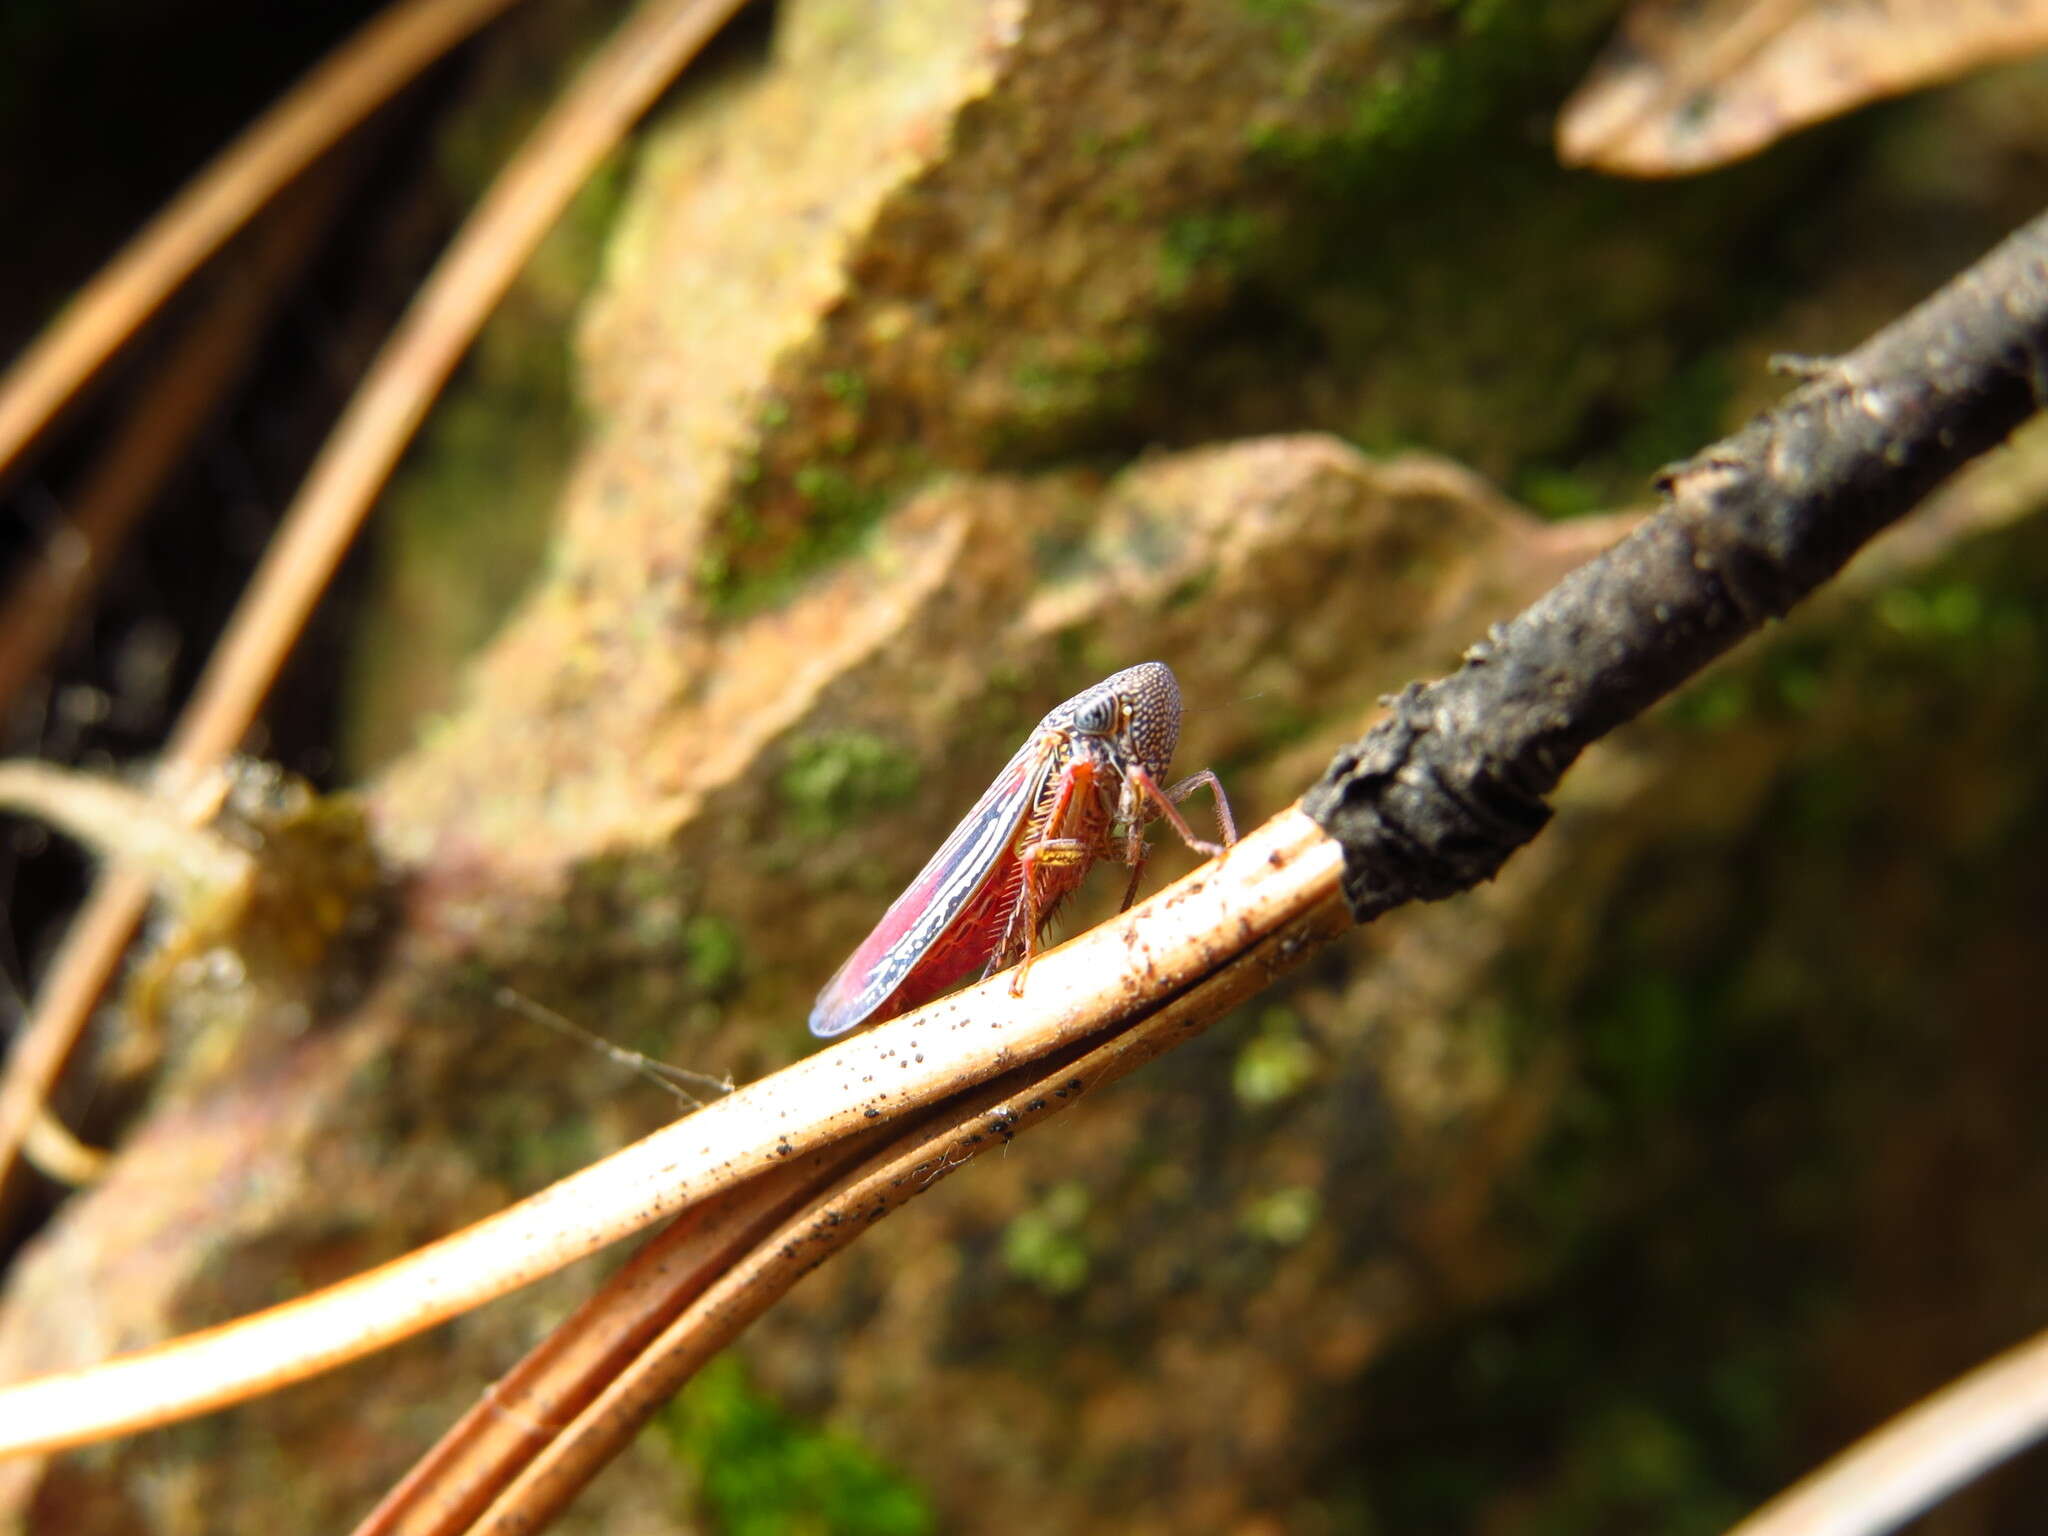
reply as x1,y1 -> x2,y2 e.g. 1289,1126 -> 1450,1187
1306,207 -> 2048,919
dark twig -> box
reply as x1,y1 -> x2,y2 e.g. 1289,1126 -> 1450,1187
1306,208 -> 2048,919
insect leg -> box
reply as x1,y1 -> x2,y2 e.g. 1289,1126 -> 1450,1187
1109,798 -> 1156,913
1126,764 -> 1236,856
1115,844 -> 1150,912
1000,752 -> 1100,994
1007,835 -> 1093,995
1164,768 -> 1236,845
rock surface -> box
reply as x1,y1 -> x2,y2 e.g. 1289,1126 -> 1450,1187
3,0 -> 2047,1531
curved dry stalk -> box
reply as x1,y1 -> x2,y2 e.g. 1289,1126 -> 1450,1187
356,1127 -> 901,1536
0,761 -> 250,1184
0,810 -> 1341,1457
17,1112 -> 107,1188
0,0 -> 752,1215
0,762 -> 251,902
461,898 -> 1353,1535
0,167 -> 350,720
0,0 -> 525,487
1725,1324 -> 2048,1536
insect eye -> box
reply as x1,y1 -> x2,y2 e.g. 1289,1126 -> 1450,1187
1074,696 -> 1117,734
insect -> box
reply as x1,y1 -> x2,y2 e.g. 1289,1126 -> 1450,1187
809,661 -> 1236,1038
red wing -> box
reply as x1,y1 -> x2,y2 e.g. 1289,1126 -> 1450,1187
809,735 -> 1052,1038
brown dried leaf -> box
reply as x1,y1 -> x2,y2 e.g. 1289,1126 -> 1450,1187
1558,0 -> 2048,176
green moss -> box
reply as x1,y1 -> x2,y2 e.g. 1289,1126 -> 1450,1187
1232,1007 -> 1320,1106
1665,633 -> 1838,734
1516,354 -> 1742,519
791,464 -> 878,521
1377,1 -> 1619,155
779,732 -> 921,839
658,1355 -> 934,1536
706,465 -> 899,616
1008,355 -> 1063,401
1158,207 -> 1268,300
1515,467 -> 1609,521
1162,567 -> 1217,612
682,914 -> 744,995
1001,1181 -> 1092,1295
1007,347 -> 1139,429
1147,0 -> 1837,509
1661,672 -> 1751,733
1583,971 -> 1709,1120
1248,0 -> 1611,175
985,334 -> 1158,463
1667,555 -> 2034,746
821,369 -> 869,409
1504,949 -> 1745,1268
1530,1402 -> 1748,1536
1761,644 -> 1824,716
1347,44 -> 1460,155
1240,1184 -> 1321,1246
1078,123 -> 1155,163
1877,579 -> 1989,641
1241,0 -> 1316,32
461,1083 -> 603,1193
1623,357 -> 1739,480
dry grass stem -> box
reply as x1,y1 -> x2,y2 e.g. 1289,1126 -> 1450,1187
0,762 -> 251,899
463,895 -> 1352,1534
1725,1323 -> 2048,1536
0,808 -> 1340,1456
356,1129 -> 899,1536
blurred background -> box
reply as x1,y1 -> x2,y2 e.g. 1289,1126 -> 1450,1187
0,1 -> 2044,1531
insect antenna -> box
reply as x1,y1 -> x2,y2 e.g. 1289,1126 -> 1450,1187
1177,688 -> 1265,721
493,986 -> 732,1111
